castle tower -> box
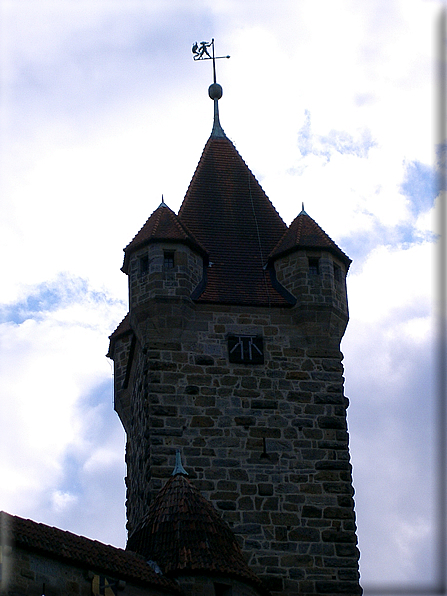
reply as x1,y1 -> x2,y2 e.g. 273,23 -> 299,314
108,77 -> 362,596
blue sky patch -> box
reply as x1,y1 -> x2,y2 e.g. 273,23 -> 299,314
0,274 -> 121,325
400,159 -> 436,216
297,109 -> 376,162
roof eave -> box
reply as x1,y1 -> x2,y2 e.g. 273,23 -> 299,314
121,238 -> 209,275
268,244 -> 352,269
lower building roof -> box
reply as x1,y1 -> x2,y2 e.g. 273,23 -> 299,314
0,511 -> 181,594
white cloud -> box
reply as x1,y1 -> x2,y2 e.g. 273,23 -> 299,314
347,241 -> 434,324
0,0 -> 442,586
0,279 -> 126,539
51,490 -> 79,514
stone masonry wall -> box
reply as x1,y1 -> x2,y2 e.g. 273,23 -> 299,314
128,243 -> 203,310
274,250 -> 348,317
0,546 -> 169,596
175,574 -> 263,596
121,300 -> 361,596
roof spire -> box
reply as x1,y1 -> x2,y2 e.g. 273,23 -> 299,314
192,39 -> 229,138
159,194 -> 167,208
172,450 -> 188,476
300,202 -> 307,215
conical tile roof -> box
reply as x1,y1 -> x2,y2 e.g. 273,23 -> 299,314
269,210 -> 351,268
178,136 -> 290,306
126,474 -> 270,595
122,203 -> 207,274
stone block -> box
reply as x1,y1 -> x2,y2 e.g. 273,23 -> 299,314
242,512 -> 271,525
280,554 -> 313,567
322,530 -> 357,543
195,355 -> 214,365
258,483 -> 274,496
318,416 -> 347,430
251,400 -> 278,409
190,416 -> 215,427
323,507 -> 354,520
315,580 -> 362,594
335,543 -> 359,557
270,512 -> 300,526
322,482 -> 354,495
217,501 -> 237,511
302,506 -> 322,518
288,527 -> 320,542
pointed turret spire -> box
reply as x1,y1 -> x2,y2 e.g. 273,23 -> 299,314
209,82 -> 226,138
171,449 -> 188,476
192,39 -> 229,138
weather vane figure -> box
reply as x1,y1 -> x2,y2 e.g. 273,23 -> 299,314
192,38 -> 230,84
192,41 -> 213,60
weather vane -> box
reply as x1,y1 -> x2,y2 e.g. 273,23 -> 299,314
192,39 -> 230,84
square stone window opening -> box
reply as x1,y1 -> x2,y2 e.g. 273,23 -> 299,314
163,250 -> 175,270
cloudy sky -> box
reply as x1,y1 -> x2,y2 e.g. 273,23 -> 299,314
0,0 -> 444,593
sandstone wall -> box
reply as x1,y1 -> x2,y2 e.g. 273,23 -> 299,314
122,301 -> 360,596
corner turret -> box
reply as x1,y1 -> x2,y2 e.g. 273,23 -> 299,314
122,200 -> 208,310
268,208 -> 351,341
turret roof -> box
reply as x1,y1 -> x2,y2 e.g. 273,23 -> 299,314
126,474 -> 270,595
269,210 -> 352,268
178,135 -> 290,306
106,313 -> 132,358
122,202 -> 207,274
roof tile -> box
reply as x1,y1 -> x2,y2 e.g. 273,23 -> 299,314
178,136 -> 290,306
127,475 -> 271,595
0,511 -> 181,594
269,211 -> 351,267
122,203 -> 207,274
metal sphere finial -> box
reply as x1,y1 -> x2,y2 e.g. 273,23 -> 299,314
208,83 -> 223,100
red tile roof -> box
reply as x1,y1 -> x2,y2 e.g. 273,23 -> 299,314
178,136 -> 291,306
127,475 -> 271,595
122,203 -> 208,274
0,511 -> 181,594
269,211 -> 352,268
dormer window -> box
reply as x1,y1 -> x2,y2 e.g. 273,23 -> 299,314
308,257 -> 319,275
139,255 -> 149,275
164,250 -> 175,270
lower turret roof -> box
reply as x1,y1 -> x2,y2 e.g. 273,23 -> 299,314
126,474 -> 271,595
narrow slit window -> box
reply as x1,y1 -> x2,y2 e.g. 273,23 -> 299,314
139,255 -> 149,275
308,257 -> 319,275
333,263 -> 342,282
164,250 -> 175,270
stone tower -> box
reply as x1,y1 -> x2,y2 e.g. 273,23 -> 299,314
108,80 -> 362,595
